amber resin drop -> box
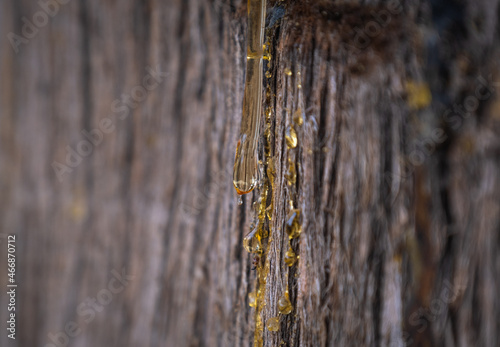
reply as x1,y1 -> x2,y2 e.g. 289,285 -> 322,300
284,246 -> 297,266
278,291 -> 293,314
249,292 -> 257,307
286,210 -> 302,239
243,226 -> 263,254
233,0 -> 266,196
266,317 -> 280,332
285,125 -> 297,149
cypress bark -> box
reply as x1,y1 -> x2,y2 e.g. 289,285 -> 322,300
0,0 -> 499,346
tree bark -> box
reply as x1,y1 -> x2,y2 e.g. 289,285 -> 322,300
1,0 -> 499,346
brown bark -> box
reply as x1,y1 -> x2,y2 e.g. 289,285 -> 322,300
1,0 -> 499,346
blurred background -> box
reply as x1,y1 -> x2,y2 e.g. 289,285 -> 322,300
1,0 -> 500,346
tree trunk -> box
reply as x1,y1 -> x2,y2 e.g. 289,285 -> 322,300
1,0 -> 499,346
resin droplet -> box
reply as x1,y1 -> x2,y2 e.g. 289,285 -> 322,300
285,125 -> 297,149
297,71 -> 302,89
278,291 -> 293,314
233,0 -> 266,196
234,137 -> 259,195
243,227 -> 263,254
265,107 -> 272,120
284,246 -> 297,266
249,292 -> 257,307
265,70 -> 272,79
267,317 -> 280,332
237,195 -> 243,205
285,159 -> 296,186
293,109 -> 304,126
286,209 -> 302,239
405,80 -> 431,110
284,67 -> 292,76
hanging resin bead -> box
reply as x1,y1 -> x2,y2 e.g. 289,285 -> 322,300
266,317 -> 280,332
278,291 -> 293,314
233,0 -> 266,195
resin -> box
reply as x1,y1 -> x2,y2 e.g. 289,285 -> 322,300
278,291 -> 293,315
233,0 -> 267,195
266,317 -> 280,332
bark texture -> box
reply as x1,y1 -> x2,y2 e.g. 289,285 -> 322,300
1,0 -> 499,346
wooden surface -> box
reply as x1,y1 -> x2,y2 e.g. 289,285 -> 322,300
1,0 -> 499,346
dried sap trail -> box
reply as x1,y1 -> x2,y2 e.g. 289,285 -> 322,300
233,0 -> 267,195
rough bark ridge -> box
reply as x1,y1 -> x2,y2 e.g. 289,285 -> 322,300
0,0 -> 499,346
